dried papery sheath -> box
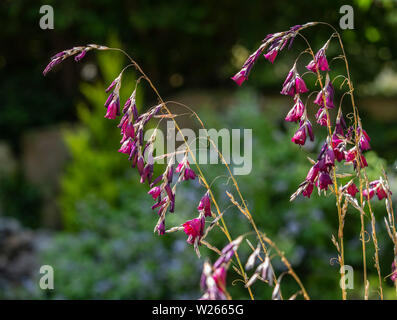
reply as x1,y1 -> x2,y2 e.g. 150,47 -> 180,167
245,244 -> 260,270
272,282 -> 281,300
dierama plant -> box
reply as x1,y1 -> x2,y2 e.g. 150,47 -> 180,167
43,21 -> 396,300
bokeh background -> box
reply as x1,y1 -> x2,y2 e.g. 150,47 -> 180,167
1,0 -> 397,299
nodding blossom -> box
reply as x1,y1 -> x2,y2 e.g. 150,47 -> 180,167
362,180 -> 391,201
291,120 -> 314,146
358,127 -> 371,151
315,107 -> 329,127
317,171 -> 333,191
176,159 -> 196,181
281,66 -> 308,96
148,186 -> 161,200
302,182 -> 314,198
313,74 -> 335,109
306,42 -> 330,73
198,192 -> 212,217
345,148 -> 368,169
231,48 -> 262,86
285,97 -> 305,122
183,217 -> 205,245
346,183 -> 359,197
332,134 -> 345,162
291,126 -> 307,145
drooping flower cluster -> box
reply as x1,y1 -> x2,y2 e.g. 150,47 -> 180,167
231,23 -> 315,86
43,44 -> 107,75
362,179 -> 392,201
232,27 -> 376,202
200,237 -> 242,300
44,45 -> 220,248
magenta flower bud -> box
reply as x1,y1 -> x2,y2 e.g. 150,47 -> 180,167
164,184 -> 175,202
213,256 -> 225,270
51,51 -> 67,60
131,105 -> 139,121
130,149 -> 138,166
118,138 -> 133,154
176,162 -> 184,173
291,126 -> 307,146
105,80 -> 117,93
318,172 -> 333,191
136,156 -> 145,175
43,57 -> 62,75
152,198 -> 166,210
123,98 -> 131,114
140,163 -> 153,184
105,100 -> 118,119
148,186 -> 161,200
264,48 -> 278,63
156,220 -> 165,235
302,182 -> 314,198
128,143 -> 137,160
74,49 -> 87,62
104,92 -> 115,108
231,70 -> 248,86
166,165 -> 174,183
184,167 -> 196,180
285,98 -> 305,122
150,175 -> 163,188
306,164 -> 319,183
198,192 -> 211,217
347,183 -> 359,197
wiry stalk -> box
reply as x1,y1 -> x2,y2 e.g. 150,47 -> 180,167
108,47 -> 255,300
318,22 -> 383,299
298,32 -> 346,300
